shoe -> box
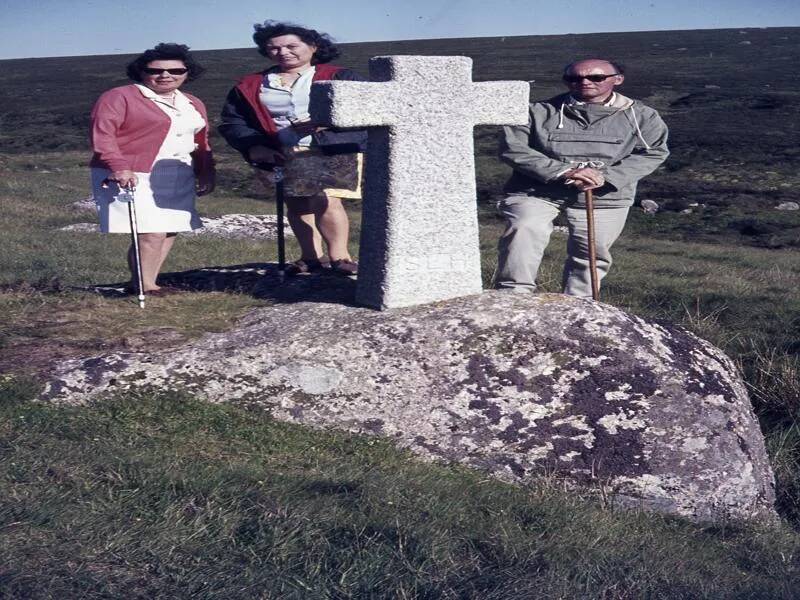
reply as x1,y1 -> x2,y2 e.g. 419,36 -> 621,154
330,259 -> 358,276
284,258 -> 330,277
143,286 -> 184,297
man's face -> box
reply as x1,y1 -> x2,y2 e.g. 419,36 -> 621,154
563,60 -> 624,103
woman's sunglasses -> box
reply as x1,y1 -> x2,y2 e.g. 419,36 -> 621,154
143,67 -> 189,76
563,73 -> 621,83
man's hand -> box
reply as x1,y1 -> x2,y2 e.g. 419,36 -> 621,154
562,167 -> 605,191
109,170 -> 138,190
248,145 -> 286,167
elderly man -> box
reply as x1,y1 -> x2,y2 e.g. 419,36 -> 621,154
493,59 -> 669,297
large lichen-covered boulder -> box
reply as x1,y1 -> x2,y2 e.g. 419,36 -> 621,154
42,291 -> 776,522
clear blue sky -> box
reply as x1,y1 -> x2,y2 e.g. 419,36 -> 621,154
1,0 -> 798,59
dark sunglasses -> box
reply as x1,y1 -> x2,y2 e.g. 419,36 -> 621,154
143,67 -> 189,76
563,73 -> 621,83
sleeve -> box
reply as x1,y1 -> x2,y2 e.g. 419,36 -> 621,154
499,107 -> 572,183
190,97 -> 215,180
602,109 -> 669,191
89,90 -> 132,172
217,86 -> 273,160
332,68 -> 364,82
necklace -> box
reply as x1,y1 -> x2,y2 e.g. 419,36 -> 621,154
277,72 -> 302,88
157,91 -> 177,105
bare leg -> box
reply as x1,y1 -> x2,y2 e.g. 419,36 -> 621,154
154,233 -> 177,277
128,232 -> 169,291
311,194 -> 352,261
253,169 -> 323,262
286,198 -> 324,260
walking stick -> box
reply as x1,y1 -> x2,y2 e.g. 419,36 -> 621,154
102,178 -> 145,307
584,188 -> 600,301
273,166 -> 286,282
118,185 -> 146,308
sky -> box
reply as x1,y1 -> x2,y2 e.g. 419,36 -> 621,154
1,0 -> 799,60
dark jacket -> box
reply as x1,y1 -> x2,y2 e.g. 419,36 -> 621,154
218,64 -> 367,163
501,92 -> 669,207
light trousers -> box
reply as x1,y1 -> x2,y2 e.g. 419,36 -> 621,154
493,194 -> 630,298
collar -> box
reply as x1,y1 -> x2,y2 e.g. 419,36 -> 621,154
134,83 -> 189,106
263,65 -> 316,86
567,92 -> 617,107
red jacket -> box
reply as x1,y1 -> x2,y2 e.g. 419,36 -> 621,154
89,84 -> 213,177
233,63 -> 343,142
219,64 -> 371,158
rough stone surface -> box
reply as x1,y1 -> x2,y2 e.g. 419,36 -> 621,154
72,197 -> 97,212
310,56 -> 529,309
42,291 -> 776,522
640,199 -> 660,214
59,214 -> 291,240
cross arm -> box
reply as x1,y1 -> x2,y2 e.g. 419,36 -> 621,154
310,81 -> 399,128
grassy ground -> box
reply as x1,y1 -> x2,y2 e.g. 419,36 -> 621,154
2,146 -> 800,596
2,27 -> 800,595
1,385 -> 799,599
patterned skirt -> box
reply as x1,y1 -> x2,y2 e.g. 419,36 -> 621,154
282,148 -> 363,199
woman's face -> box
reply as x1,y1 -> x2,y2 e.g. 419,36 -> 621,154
264,34 -> 317,70
141,59 -> 188,95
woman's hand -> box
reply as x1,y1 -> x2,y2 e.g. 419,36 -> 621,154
562,167 -> 605,191
248,145 -> 286,167
290,118 -> 324,137
110,170 -> 138,190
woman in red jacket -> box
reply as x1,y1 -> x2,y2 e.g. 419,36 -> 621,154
219,21 -> 365,277
90,43 -> 215,295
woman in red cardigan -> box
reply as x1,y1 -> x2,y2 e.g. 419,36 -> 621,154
219,21 -> 365,277
90,43 -> 215,296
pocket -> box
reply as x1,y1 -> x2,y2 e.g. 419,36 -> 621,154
548,132 -> 624,144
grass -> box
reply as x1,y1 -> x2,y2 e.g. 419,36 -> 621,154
2,146 -> 800,597
2,27 -> 800,595
2,386 -> 799,599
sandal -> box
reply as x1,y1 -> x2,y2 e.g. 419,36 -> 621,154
330,259 -> 358,276
284,258 -> 330,277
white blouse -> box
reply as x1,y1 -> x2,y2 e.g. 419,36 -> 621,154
135,84 -> 205,166
258,66 -> 316,148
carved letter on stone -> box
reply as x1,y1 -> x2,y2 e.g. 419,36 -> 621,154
310,56 -> 529,309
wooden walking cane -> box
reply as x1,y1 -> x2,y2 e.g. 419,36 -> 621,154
584,188 -> 600,301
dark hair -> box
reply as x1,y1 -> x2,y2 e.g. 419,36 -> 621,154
252,20 -> 339,64
563,59 -> 625,76
126,43 -> 205,82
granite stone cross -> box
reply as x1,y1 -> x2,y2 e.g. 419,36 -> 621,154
310,55 -> 529,309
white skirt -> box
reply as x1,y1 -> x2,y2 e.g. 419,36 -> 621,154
92,162 -> 202,234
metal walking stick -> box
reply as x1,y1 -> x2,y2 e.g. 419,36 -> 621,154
584,188 -> 600,301
117,185 -> 146,308
273,166 -> 286,282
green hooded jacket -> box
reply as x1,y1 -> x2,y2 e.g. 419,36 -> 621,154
500,92 -> 669,207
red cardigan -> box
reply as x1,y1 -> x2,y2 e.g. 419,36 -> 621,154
89,84 -> 213,177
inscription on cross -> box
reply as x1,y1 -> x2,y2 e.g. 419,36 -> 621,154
311,55 -> 529,309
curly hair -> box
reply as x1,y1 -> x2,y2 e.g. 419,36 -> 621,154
126,43 -> 205,82
252,20 -> 340,64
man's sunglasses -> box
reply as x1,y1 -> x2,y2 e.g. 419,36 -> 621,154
143,67 -> 189,76
563,73 -> 621,83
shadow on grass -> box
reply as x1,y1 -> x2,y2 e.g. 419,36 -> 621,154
87,262 -> 359,306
